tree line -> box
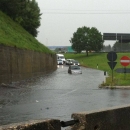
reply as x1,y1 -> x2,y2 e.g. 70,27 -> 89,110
103,42 -> 130,52
0,0 -> 41,37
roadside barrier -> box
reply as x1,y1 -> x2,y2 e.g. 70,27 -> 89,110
1,104 -> 130,130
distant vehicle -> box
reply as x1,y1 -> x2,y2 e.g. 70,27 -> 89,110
56,54 -> 65,63
65,59 -> 74,65
68,65 -> 82,74
57,59 -> 63,65
72,60 -> 80,66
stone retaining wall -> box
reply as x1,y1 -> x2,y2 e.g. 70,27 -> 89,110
0,45 -> 57,84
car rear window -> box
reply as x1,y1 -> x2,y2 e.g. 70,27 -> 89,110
71,66 -> 80,70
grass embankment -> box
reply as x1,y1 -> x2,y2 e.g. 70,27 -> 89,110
0,11 -> 53,54
64,53 -> 130,86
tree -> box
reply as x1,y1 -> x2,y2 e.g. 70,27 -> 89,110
0,0 -> 41,37
88,27 -> 104,52
20,0 -> 41,37
70,26 -> 104,56
70,26 -> 90,53
113,41 -> 130,52
103,45 -> 112,52
0,0 -> 26,21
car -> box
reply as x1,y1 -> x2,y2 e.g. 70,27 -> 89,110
72,60 -> 80,66
68,65 -> 82,74
57,59 -> 63,65
65,59 -> 75,65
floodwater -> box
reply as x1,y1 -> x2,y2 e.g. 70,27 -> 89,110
0,65 -> 130,126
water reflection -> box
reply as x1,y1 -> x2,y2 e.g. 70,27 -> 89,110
57,65 -> 64,68
121,90 -> 129,98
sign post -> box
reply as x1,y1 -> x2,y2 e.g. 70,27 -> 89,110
120,56 -> 130,79
107,51 -> 117,82
120,56 -> 130,66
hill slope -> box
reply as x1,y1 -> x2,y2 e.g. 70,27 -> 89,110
0,11 -> 52,53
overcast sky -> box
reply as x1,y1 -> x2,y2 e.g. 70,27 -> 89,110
36,0 -> 130,47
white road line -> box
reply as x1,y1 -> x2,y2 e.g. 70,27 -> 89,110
61,89 -> 79,97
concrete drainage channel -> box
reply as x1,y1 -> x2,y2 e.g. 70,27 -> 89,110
1,104 -> 130,130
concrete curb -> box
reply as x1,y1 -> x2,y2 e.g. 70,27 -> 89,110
99,85 -> 130,89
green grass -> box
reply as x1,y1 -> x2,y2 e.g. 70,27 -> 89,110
0,11 -> 53,54
64,52 -> 130,86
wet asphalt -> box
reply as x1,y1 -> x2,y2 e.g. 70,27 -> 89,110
1,65 -> 130,127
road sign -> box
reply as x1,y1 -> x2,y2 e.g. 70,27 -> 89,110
107,51 -> 117,82
107,51 -> 117,61
120,56 -> 130,67
107,51 -> 117,70
103,33 -> 130,43
115,68 -> 130,73
108,62 -> 117,70
103,33 -> 116,40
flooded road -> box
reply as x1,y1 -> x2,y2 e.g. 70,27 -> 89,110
1,65 -> 130,126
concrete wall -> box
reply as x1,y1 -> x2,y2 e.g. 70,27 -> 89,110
1,105 -> 130,129
70,104 -> 130,130
0,119 -> 61,130
0,45 -> 57,84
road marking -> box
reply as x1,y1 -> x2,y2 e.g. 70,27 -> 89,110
61,89 -> 79,97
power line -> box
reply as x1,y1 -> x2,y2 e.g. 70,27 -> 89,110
43,11 -> 130,14
42,9 -> 130,14
43,9 -> 130,11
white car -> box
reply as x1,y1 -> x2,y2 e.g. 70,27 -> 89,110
57,59 -> 63,65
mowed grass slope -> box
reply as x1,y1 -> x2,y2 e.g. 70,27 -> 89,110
0,11 -> 53,53
64,53 -> 130,86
